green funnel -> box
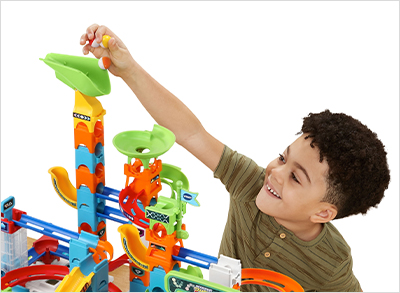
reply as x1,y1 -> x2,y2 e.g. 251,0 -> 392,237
113,124 -> 176,168
40,53 -> 111,97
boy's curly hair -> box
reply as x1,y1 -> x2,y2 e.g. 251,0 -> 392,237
299,110 -> 390,219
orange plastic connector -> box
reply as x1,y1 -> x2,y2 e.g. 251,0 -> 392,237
89,238 -> 114,264
145,223 -> 183,273
241,268 -> 304,292
124,158 -> 162,208
74,121 -> 104,153
79,221 -> 107,241
76,164 -> 105,194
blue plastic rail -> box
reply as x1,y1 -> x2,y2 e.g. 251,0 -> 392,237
172,247 -> 218,269
97,206 -> 129,225
13,214 -> 79,243
96,193 -> 119,203
27,248 -> 45,265
103,186 -> 121,196
52,243 -> 70,260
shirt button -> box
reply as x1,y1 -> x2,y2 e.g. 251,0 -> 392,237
280,233 -> 286,239
264,252 -> 271,258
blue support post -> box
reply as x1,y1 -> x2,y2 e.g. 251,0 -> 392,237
75,144 -> 105,174
77,186 -> 106,236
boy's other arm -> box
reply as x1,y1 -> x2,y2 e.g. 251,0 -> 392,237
123,63 -> 225,172
81,24 -> 224,171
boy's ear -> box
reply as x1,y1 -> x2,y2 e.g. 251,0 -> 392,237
311,204 -> 337,223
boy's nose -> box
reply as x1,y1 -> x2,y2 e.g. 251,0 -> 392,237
271,166 -> 284,185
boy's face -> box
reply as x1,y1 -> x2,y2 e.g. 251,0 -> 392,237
256,134 -> 332,225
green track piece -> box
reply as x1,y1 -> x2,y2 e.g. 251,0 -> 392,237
146,196 -> 179,234
40,53 -> 111,97
160,164 -> 189,199
113,124 -> 176,168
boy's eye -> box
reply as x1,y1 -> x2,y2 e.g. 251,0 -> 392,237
279,153 -> 300,184
292,173 -> 300,183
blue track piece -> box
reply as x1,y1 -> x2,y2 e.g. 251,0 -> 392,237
173,247 -> 218,269
75,144 -> 105,174
96,193 -> 119,203
77,186 -> 106,233
52,243 -> 70,260
98,206 -> 129,225
103,186 -> 121,196
13,214 -> 79,243
28,247 -> 45,265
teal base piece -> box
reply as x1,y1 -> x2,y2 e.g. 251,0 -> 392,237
149,266 -> 167,292
88,259 -> 109,292
130,278 -> 148,292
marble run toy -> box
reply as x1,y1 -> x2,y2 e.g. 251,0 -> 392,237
1,44 -> 304,292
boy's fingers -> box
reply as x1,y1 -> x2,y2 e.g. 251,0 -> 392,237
80,33 -> 88,45
82,44 -> 107,59
95,25 -> 108,43
82,44 -> 92,55
86,23 -> 99,40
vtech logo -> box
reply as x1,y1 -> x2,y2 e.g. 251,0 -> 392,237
183,193 -> 192,201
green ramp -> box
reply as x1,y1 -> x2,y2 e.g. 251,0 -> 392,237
40,53 -> 111,97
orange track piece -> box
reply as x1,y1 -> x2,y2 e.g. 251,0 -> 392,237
74,121 -> 104,153
241,268 -> 304,292
145,224 -> 182,273
89,239 -> 114,264
76,164 -> 105,194
123,159 -> 162,207
79,221 -> 107,241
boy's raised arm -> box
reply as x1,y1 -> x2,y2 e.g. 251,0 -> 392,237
81,24 -> 224,171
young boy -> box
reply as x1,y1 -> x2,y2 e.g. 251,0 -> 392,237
80,24 -> 390,292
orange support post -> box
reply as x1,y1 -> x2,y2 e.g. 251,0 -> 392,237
74,121 -> 104,153
145,224 -> 183,273
76,164 -> 105,194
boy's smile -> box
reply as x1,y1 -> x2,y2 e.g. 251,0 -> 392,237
256,134 -> 336,241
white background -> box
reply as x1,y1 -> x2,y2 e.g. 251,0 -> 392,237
1,1 -> 399,292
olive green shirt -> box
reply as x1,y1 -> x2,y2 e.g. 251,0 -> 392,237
214,146 -> 361,292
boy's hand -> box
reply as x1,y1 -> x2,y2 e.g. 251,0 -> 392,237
80,24 -> 135,79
